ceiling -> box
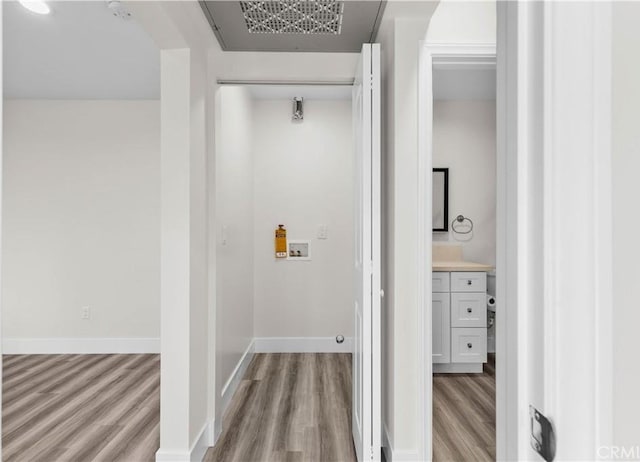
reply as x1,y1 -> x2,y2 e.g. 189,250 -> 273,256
433,68 -> 496,101
3,1 -> 160,99
200,0 -> 386,52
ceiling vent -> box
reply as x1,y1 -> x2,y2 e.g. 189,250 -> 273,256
239,1 -> 344,35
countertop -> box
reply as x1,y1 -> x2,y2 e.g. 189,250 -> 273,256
432,260 -> 494,272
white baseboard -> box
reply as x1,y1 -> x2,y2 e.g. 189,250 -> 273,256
2,337 -> 160,354
382,424 -> 423,462
155,420 -> 214,462
190,420 -> 213,462
220,341 -> 255,419
253,336 -> 353,353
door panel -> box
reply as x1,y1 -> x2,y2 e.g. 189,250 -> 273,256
432,293 -> 451,363
352,43 -> 381,462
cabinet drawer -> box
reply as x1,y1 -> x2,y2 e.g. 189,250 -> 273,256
432,272 -> 450,293
451,328 -> 487,363
451,272 -> 487,292
451,293 -> 487,328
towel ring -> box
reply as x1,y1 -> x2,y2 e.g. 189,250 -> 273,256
451,215 -> 474,234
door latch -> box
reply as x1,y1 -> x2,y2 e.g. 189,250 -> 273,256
530,405 -> 556,462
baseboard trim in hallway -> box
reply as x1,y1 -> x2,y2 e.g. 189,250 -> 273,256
253,336 -> 353,353
2,337 -> 160,354
382,423 -> 422,462
220,341 -> 256,431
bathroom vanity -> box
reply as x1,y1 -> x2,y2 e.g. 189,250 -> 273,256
432,246 -> 493,373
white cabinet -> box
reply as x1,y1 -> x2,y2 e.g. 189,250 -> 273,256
433,271 -> 488,373
432,293 -> 450,363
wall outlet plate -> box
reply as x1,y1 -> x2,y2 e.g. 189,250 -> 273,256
286,240 -> 311,261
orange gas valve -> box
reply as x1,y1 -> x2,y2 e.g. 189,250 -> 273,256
275,225 -> 287,258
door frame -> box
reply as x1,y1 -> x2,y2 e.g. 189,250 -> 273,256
417,42 -> 499,462
418,2 -> 614,460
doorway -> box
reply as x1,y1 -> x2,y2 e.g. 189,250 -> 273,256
417,43 -> 500,461
430,52 -> 497,460
208,44 -> 381,462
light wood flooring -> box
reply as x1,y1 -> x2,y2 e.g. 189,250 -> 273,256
2,352 -> 494,462
433,355 -> 496,462
205,353 -> 356,462
2,354 -> 160,462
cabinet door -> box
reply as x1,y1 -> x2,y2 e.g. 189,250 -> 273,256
432,292 -> 451,363
432,272 -> 450,293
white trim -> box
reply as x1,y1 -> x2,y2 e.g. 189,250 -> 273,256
417,41 -> 500,462
541,2 -> 613,459
416,39 -> 433,462
189,421 -> 213,462
382,424 -> 422,462
433,363 -> 483,374
155,420 -> 214,462
219,341 -> 255,421
253,336 -> 353,353
2,337 -> 160,355
495,2 -> 519,459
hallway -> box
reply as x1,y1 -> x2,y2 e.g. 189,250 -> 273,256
205,353 -> 356,462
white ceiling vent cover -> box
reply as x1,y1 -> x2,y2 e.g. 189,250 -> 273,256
239,1 -> 344,35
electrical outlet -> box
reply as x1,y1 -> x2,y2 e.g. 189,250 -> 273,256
81,306 -> 90,320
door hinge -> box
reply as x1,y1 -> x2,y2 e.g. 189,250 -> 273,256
370,446 -> 375,460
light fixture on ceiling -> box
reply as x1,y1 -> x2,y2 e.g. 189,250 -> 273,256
292,97 -> 304,121
18,0 -> 51,15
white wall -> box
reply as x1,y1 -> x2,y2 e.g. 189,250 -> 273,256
612,2 -> 640,447
2,100 -> 160,342
214,86 -> 255,425
376,11 -> 437,457
253,99 -> 353,339
426,0 -> 496,45
432,101 -> 496,266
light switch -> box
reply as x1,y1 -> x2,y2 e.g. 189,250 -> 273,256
317,224 -> 328,240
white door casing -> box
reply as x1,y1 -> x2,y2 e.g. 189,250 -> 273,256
418,42 -> 496,461
352,43 -> 381,462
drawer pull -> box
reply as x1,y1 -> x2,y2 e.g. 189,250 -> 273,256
466,307 -> 473,313
467,280 -> 473,285
467,343 -> 473,349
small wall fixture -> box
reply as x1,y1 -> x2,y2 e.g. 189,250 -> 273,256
292,97 -> 304,121
19,0 -> 51,15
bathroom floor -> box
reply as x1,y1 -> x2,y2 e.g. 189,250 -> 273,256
433,354 -> 496,462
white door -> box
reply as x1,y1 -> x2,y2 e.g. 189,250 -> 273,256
352,43 -> 381,462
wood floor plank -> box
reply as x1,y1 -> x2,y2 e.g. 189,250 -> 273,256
204,353 -> 356,462
2,354 -> 160,462
433,354 -> 496,462
4,352 -> 356,462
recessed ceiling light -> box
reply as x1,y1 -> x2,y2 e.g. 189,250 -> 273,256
18,0 -> 51,15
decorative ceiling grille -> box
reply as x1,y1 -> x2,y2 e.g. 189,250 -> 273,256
239,1 -> 344,35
